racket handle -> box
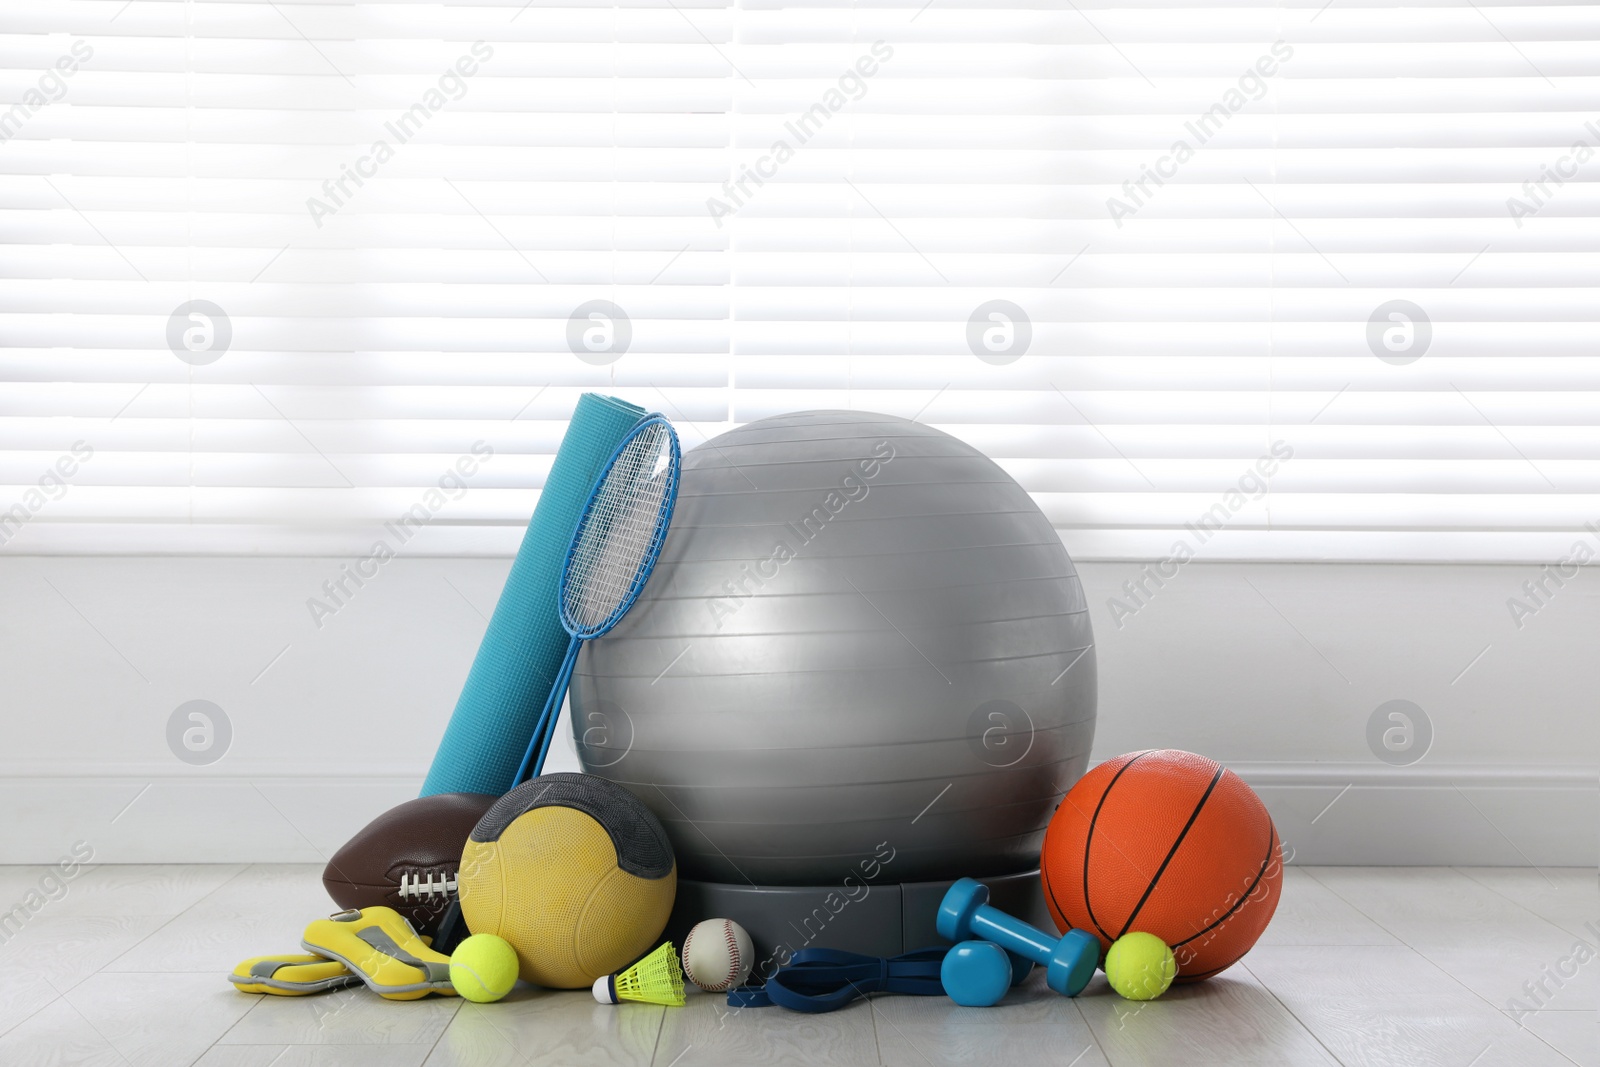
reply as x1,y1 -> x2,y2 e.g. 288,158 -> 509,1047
530,682 -> 565,777
531,640 -> 580,778
512,637 -> 580,787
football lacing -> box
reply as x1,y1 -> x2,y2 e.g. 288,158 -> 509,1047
397,869 -> 458,901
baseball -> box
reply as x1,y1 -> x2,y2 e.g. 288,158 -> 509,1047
681,918 -> 754,993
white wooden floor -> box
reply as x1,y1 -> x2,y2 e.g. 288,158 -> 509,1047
0,864 -> 1592,1067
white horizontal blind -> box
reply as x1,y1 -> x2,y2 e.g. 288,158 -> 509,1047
3,1 -> 1597,560
1,0 -> 732,555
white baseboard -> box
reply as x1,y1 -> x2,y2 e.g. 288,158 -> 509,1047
0,777 -> 422,866
3,762 -> 1591,867
1234,762 -> 1596,867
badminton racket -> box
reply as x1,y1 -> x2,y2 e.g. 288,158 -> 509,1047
512,414 -> 681,786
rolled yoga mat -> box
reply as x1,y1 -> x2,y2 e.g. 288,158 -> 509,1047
421,392 -> 645,797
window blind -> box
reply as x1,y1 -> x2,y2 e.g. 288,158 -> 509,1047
3,1 -> 1596,561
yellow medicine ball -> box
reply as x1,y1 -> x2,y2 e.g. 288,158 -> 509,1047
458,773 -> 676,990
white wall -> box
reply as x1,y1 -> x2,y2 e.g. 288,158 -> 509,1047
0,555 -> 1592,867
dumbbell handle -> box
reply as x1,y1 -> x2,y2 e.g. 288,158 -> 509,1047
966,902 -> 1058,962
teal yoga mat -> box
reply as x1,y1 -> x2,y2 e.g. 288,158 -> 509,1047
421,392 -> 644,797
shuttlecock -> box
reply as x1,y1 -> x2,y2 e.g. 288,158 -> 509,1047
592,942 -> 685,1006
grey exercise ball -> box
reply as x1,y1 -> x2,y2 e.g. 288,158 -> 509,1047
570,410 -> 1095,885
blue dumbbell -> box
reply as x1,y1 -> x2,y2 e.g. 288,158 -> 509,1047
940,940 -> 1031,1006
937,877 -> 1098,997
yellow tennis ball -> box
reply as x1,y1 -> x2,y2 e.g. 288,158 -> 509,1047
450,934 -> 519,1003
1105,932 -> 1176,1001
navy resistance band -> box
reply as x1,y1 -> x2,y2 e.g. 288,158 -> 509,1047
726,947 -> 950,1013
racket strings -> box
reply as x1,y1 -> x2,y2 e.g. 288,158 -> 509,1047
564,423 -> 676,633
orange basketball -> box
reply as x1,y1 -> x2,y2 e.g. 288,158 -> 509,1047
1040,749 -> 1282,982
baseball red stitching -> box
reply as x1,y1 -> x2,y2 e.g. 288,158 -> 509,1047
720,921 -> 740,991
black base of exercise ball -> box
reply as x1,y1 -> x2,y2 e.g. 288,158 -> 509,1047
664,869 -> 1050,971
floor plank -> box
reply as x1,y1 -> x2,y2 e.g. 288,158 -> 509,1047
1505,1009 -> 1598,1067
1306,867 -> 1598,1013
1457,867 -> 1599,942
0,966 -> 62,1041
654,987 -> 881,1067
218,984 -> 460,1047
177,864 -> 336,922
1424,930 -> 1596,1013
1076,965 -> 1340,1066
103,910 -> 338,974
1246,945 -> 1577,1067
195,1045 -> 435,1066
424,989 -> 663,1067
1256,868 -> 1402,948
49,864 -> 248,919
873,970 -> 1111,1067
0,998 -> 126,1067
1305,867 -> 1574,946
58,970 -> 258,1067
0,913 -> 171,992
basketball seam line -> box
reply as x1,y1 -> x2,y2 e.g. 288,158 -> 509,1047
1171,826 -> 1278,950
1081,750 -> 1155,945
1115,764 -> 1225,941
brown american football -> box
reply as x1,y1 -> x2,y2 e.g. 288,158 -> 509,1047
322,792 -> 498,936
